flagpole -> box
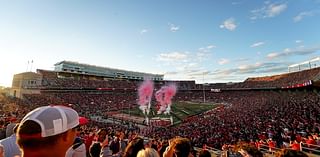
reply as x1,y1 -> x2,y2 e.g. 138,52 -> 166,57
30,60 -> 33,72
26,61 -> 29,72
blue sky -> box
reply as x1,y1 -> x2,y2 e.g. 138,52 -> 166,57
1,0 -> 320,87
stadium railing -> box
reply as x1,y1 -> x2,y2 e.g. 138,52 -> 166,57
194,146 -> 221,157
300,142 -> 320,155
258,144 -> 280,155
258,142 -> 320,157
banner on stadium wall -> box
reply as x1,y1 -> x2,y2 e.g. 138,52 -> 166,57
149,117 -> 173,127
281,80 -> 312,89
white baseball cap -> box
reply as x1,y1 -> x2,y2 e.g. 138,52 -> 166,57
18,105 -> 79,138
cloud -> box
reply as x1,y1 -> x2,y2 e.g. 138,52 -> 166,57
165,71 -> 179,75
210,69 -> 237,76
237,62 -> 288,74
196,52 -> 210,61
234,58 -> 250,62
267,46 -> 320,59
157,44 -> 215,68
177,63 -> 200,71
199,44 -> 216,53
251,3 -> 287,20
165,60 -> 290,83
218,58 -> 230,65
219,57 -> 249,65
185,69 -> 206,74
250,42 -> 265,48
210,62 -> 289,76
207,45 -> 216,49
140,29 -> 148,34
295,40 -> 303,43
196,44 -> 215,61
293,11 -> 314,22
220,18 -> 237,31
187,70 -> 210,76
267,52 -> 279,58
169,23 -> 180,32
231,1 -> 242,5
258,65 -> 289,73
157,52 -> 189,62
267,3 -> 287,17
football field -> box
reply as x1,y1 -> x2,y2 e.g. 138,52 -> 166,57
120,101 -> 217,125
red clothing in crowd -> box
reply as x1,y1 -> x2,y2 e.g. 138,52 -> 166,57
291,142 -> 300,151
255,141 -> 262,149
306,138 -> 316,147
296,134 -> 302,142
268,140 -> 276,149
85,134 -> 95,152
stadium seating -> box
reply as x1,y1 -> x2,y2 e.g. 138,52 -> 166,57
2,67 -> 320,156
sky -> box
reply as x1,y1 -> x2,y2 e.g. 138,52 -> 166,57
1,0 -> 320,87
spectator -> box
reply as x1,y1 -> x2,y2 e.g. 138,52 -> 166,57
290,140 -> 300,151
275,149 -> 308,157
119,132 -> 127,156
0,124 -> 21,157
0,122 -> 5,140
198,150 -> 211,157
235,144 -> 263,157
137,148 -> 159,157
66,118 -> 88,157
109,135 -> 120,155
123,137 -> 145,157
89,128 -> 112,157
16,106 -> 80,157
6,122 -> 17,138
66,136 -> 86,157
0,144 -> 4,157
164,137 -> 192,157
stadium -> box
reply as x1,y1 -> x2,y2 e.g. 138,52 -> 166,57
1,58 -> 320,157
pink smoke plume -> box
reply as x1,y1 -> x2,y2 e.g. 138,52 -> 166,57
138,80 -> 154,106
163,84 -> 177,105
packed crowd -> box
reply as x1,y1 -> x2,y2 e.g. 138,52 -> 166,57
1,67 -> 320,156
149,90 -> 320,152
0,102 -> 310,157
23,92 -> 137,118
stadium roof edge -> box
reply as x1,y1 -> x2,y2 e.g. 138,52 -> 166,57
288,57 -> 320,68
54,60 -> 164,76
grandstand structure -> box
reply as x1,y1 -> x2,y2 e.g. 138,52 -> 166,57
54,60 -> 164,80
5,60 -> 320,156
10,72 -> 42,98
9,59 -> 320,99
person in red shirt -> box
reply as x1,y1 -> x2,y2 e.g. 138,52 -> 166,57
306,135 -> 316,146
85,131 -> 95,154
305,135 -> 316,153
290,140 -> 300,151
296,134 -> 302,143
268,138 -> 276,152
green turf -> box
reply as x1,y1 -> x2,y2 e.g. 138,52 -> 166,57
121,101 -> 217,124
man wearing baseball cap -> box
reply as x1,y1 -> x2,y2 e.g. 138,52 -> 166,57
16,105 -> 80,157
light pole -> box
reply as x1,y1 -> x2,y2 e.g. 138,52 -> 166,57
203,72 -> 206,103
